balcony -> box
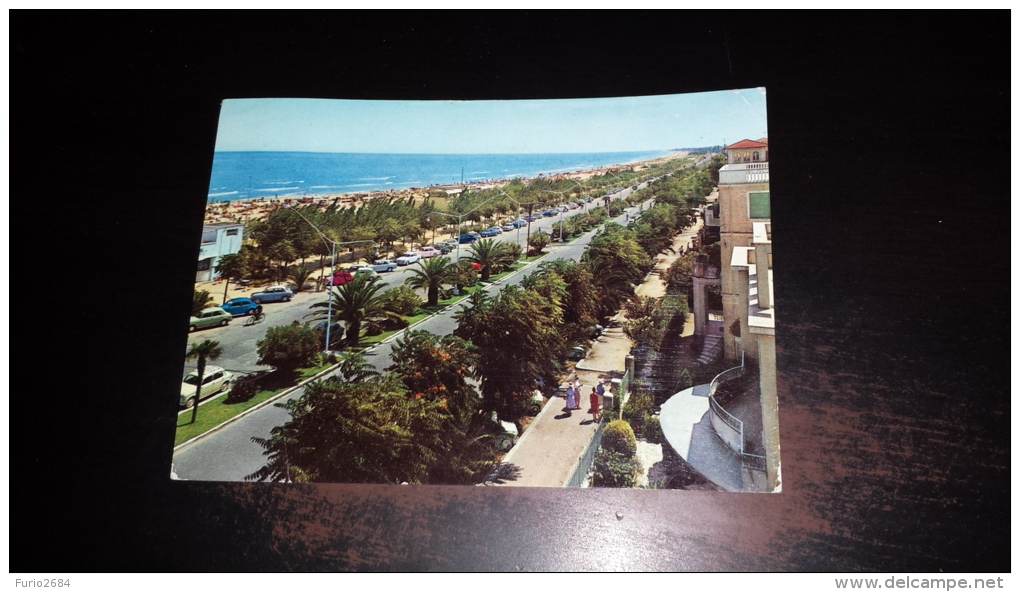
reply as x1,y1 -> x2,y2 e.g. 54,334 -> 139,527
719,163 -> 769,185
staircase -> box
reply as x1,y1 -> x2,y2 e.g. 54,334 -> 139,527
697,332 -> 722,365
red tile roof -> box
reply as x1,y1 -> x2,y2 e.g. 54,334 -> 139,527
725,138 -> 768,150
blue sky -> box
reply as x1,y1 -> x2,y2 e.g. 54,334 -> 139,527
214,88 -> 768,154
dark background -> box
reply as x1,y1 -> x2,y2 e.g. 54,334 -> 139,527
12,12 -> 1009,571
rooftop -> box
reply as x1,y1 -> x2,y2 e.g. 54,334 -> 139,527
724,138 -> 768,150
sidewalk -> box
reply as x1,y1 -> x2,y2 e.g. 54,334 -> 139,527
491,218 -> 704,487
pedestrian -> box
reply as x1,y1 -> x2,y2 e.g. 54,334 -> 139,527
590,387 -> 600,423
565,386 -> 576,415
573,376 -> 582,409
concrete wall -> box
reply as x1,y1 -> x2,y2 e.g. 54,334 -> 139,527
757,333 -> 781,491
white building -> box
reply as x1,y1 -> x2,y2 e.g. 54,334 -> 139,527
196,223 -> 244,282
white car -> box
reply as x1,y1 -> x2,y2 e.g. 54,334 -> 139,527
396,253 -> 422,266
355,266 -> 379,278
368,259 -> 397,272
180,366 -> 232,408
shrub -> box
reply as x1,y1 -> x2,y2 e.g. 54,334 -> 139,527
225,375 -> 259,404
602,419 -> 637,457
379,285 -> 422,316
623,390 -> 655,436
592,449 -> 641,488
644,415 -> 664,445
256,321 -> 320,375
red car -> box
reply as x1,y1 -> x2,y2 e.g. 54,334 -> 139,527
323,269 -> 354,286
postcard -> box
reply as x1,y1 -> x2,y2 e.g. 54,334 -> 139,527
172,90 -> 779,492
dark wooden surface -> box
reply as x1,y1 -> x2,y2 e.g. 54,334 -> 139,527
12,12 -> 1008,572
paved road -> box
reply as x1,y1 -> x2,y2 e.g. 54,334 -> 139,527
173,184 -> 659,481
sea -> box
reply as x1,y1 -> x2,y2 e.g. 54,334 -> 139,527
206,151 -> 674,202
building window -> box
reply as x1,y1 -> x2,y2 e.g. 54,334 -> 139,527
197,258 -> 211,271
226,228 -> 239,236
752,151 -> 760,161
748,191 -> 770,219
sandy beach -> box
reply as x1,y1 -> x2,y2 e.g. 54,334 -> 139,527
201,153 -> 687,226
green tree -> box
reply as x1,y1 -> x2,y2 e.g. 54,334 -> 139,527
466,239 -> 513,282
247,372 -> 455,484
256,321 -> 321,380
581,224 -> 650,318
214,252 -> 250,304
192,289 -> 215,315
454,285 -> 564,429
388,331 -> 479,431
528,230 -> 551,255
530,259 -> 599,344
308,274 -> 401,348
184,339 -> 223,425
288,263 -> 316,292
404,256 -> 457,307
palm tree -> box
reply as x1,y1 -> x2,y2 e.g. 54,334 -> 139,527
214,252 -> 250,304
404,256 -> 457,307
184,339 -> 223,425
192,289 -> 215,315
288,263 -> 315,292
308,274 -> 401,348
465,239 -> 512,282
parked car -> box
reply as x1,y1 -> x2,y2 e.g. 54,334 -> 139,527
526,390 -> 545,416
543,209 -> 557,217
441,238 -> 460,248
501,223 -> 515,232
251,285 -> 293,303
315,321 -> 345,350
180,365 -> 232,408
221,297 -> 259,316
488,412 -> 519,451
396,253 -> 422,266
565,345 -> 587,361
323,269 -> 354,286
458,233 -> 479,244
434,243 -> 453,254
368,259 -> 397,272
189,307 -> 233,332
355,266 -> 379,278
512,218 -> 528,228
479,227 -> 500,237
415,246 -> 441,258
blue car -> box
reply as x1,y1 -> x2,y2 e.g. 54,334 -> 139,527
479,228 -> 499,237
458,233 -> 479,244
250,285 -> 294,304
221,297 -> 260,316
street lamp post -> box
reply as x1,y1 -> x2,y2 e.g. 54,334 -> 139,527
540,190 -> 569,243
429,194 -> 507,292
494,189 -> 542,260
286,205 -> 375,353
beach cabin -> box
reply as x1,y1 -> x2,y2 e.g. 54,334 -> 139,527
196,222 -> 244,282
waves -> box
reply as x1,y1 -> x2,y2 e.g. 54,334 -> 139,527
206,150 -> 671,201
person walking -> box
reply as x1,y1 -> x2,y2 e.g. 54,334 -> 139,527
564,385 -> 576,416
589,387 -> 601,423
572,376 -> 582,410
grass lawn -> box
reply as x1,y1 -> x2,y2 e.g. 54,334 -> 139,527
174,362 -> 333,446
